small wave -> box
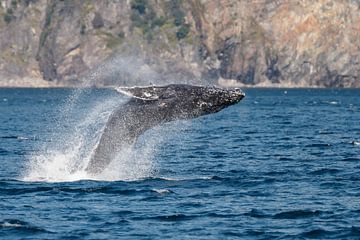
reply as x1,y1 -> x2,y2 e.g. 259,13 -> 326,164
321,100 -> 339,105
0,135 -> 30,140
228,169 -> 248,174
149,214 -> 194,222
306,100 -> 318,105
305,143 -> 331,148
14,150 -> 27,156
317,130 -> 334,135
112,210 -> 134,216
152,189 -> 173,194
17,136 -> 29,140
309,168 -> 341,175
1,221 -> 22,228
265,170 -> 293,176
0,219 -> 49,233
273,210 -> 322,219
156,176 -> 214,182
0,135 -> 18,139
0,148 -> 27,156
279,136 -> 291,140
320,181 -> 345,188
244,209 -> 269,218
0,186 -> 53,196
342,157 -> 359,162
300,228 -> 332,238
1,183 -> 154,196
245,229 -> 266,237
210,175 -> 228,181
349,226 -> 360,235
222,230 -> 242,237
244,130 -> 258,134
351,141 -> 360,146
0,148 -> 10,155
205,212 -> 240,218
56,186 -> 148,195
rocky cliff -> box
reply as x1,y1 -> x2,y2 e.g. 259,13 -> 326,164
0,0 -> 359,87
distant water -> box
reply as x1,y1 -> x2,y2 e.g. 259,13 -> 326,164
0,88 -> 359,239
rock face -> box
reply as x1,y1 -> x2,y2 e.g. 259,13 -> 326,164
0,0 -> 359,87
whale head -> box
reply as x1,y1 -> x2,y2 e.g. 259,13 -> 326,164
116,84 -> 245,120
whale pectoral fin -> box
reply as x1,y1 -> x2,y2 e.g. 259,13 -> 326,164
115,86 -> 161,101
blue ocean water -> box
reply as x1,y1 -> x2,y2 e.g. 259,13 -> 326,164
0,88 -> 359,239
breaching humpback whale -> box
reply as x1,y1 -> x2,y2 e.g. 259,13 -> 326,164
86,84 -> 245,175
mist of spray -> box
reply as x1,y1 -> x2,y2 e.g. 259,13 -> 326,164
83,51 -> 205,87
84,54 -> 162,87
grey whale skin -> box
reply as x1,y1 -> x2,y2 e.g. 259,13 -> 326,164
86,84 -> 245,175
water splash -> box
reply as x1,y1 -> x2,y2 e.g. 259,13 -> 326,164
22,53 -> 191,182
22,92 -> 115,182
22,89 -> 161,182
81,52 -> 203,87
21,84 -> 195,183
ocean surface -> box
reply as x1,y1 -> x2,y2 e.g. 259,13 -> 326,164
0,88 -> 359,239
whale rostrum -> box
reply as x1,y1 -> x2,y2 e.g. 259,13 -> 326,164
85,84 -> 245,175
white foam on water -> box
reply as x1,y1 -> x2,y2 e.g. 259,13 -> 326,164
152,189 -> 172,194
159,176 -> 214,181
22,151 -> 92,182
1,222 -> 22,228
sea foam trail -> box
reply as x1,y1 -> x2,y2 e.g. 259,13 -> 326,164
21,89 -> 158,182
